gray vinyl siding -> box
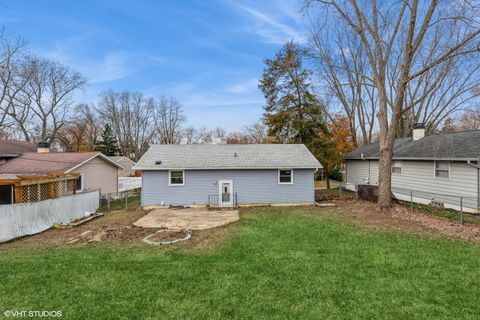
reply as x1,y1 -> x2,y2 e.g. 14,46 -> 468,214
345,160 -> 369,186
141,169 -> 315,206
346,159 -> 478,198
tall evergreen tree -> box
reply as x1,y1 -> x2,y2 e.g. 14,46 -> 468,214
259,41 -> 337,186
96,124 -> 119,156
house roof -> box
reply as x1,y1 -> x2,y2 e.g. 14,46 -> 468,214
0,152 -> 122,174
110,156 -> 135,163
0,140 -> 37,157
134,144 -> 322,170
344,130 -> 480,160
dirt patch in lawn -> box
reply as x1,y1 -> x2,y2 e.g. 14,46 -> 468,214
322,199 -> 480,243
0,207 -> 240,251
147,230 -> 190,242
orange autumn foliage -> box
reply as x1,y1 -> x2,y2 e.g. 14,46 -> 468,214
328,114 -> 355,155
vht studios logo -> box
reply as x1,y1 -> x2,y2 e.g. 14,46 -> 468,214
3,310 -> 62,318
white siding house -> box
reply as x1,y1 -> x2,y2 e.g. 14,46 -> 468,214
345,126 -> 480,212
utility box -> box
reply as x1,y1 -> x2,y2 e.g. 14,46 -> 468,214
357,184 -> 378,202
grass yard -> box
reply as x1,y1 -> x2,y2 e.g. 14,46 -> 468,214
1,206 -> 480,319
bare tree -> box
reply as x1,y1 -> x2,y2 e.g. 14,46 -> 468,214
212,127 -> 226,143
455,107 -> 480,131
97,90 -> 157,161
182,126 -> 198,144
9,57 -> 86,142
310,0 -> 480,208
243,121 -> 267,143
309,27 -> 377,146
155,97 -> 185,144
196,127 -> 213,144
56,104 -> 99,151
226,131 -> 252,144
0,29 -> 31,135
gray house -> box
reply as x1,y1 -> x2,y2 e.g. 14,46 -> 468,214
344,125 -> 480,212
134,144 -> 322,207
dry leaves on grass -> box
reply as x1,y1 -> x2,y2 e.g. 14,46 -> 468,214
332,199 -> 480,243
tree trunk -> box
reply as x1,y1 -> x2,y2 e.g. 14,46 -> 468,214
326,175 -> 330,189
377,144 -> 393,208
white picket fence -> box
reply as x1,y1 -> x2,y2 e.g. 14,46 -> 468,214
118,177 -> 141,192
0,190 -> 100,243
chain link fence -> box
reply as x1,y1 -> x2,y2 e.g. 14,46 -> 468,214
391,187 -> 479,223
99,188 -> 141,212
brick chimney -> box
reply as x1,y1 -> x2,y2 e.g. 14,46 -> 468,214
37,141 -> 50,153
412,123 -> 425,141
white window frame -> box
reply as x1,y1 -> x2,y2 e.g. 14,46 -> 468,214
278,169 -> 293,184
434,161 -> 450,179
169,170 -> 185,186
76,174 -> 84,192
391,160 -> 402,174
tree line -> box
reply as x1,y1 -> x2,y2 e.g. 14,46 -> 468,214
0,28 -> 267,161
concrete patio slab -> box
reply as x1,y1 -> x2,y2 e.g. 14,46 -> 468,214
133,207 -> 240,230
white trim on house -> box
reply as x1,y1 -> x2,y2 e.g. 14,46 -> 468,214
168,170 -> 185,186
75,174 -> 84,192
434,160 -> 450,179
218,179 -> 234,207
65,153 -> 123,173
278,169 -> 293,184
392,160 -> 402,174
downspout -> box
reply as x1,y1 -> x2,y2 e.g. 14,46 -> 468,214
467,158 -> 480,211
360,153 -> 369,185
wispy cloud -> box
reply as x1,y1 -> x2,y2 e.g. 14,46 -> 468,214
228,2 -> 303,44
224,78 -> 259,94
44,37 -> 135,84
84,52 -> 135,84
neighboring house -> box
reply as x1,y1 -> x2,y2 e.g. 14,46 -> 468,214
0,150 -> 122,196
110,156 -> 136,177
134,144 -> 322,207
344,124 -> 480,212
0,140 -> 37,161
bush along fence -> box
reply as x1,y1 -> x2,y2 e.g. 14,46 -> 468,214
391,187 -> 479,224
100,189 -> 141,212
0,190 -> 100,243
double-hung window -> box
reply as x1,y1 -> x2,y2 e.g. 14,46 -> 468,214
391,161 -> 402,174
435,161 -> 449,178
169,170 -> 185,186
278,169 -> 293,184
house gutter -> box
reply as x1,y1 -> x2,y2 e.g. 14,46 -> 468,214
467,159 -> 480,211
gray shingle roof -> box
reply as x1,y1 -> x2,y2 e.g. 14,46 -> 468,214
134,144 -> 322,170
344,130 -> 480,160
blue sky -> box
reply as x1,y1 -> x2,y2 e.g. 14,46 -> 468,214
0,0 -> 306,131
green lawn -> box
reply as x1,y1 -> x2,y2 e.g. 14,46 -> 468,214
1,207 -> 480,319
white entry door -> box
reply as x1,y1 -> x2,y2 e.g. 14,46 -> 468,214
219,180 -> 233,207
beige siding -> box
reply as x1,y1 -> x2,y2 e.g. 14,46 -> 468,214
75,157 -> 118,194
116,157 -> 136,177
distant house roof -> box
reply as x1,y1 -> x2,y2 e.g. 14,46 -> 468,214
0,152 -> 122,174
110,156 -> 135,164
344,130 -> 480,161
134,144 -> 322,170
0,140 -> 37,157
